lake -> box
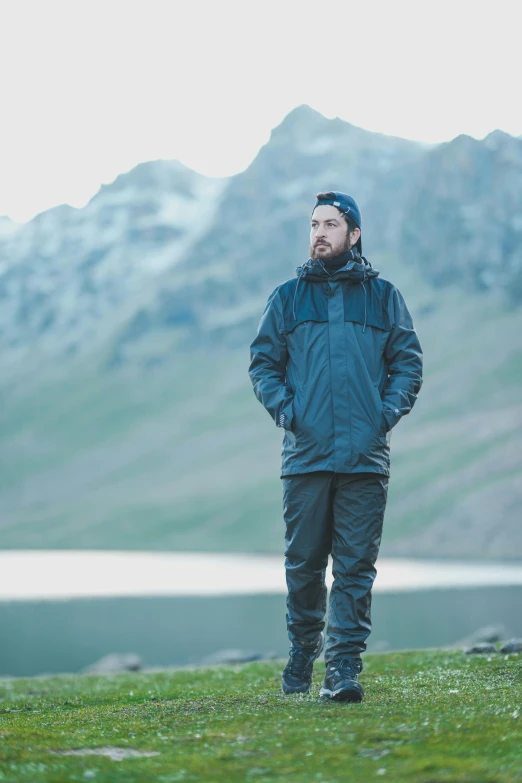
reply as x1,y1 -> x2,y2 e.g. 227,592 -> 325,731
1,552 -> 522,678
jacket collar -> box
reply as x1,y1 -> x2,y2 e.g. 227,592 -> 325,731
295,247 -> 380,284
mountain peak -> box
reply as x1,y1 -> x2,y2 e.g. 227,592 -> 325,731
271,104 -> 330,139
0,214 -> 20,235
484,129 -> 516,149
96,159 -> 200,197
282,104 -> 326,122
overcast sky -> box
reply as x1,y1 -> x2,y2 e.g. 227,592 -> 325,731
1,0 -> 520,222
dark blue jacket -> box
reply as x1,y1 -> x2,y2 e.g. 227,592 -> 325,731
249,250 -> 423,477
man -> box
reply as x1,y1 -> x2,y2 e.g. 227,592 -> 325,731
248,191 -> 423,701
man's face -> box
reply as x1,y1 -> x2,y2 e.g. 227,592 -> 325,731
309,204 -> 360,260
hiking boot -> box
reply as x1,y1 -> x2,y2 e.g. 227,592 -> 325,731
281,633 -> 325,694
319,657 -> 364,702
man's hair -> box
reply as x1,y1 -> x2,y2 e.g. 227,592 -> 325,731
314,191 -> 358,235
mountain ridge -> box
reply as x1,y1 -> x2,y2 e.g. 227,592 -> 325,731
0,105 -> 521,559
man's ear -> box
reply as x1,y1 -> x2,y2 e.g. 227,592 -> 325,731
350,227 -> 361,247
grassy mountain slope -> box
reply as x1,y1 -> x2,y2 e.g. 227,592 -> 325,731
1,250 -> 521,558
1,107 -> 521,558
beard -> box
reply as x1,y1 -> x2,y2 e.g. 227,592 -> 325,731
309,233 -> 351,261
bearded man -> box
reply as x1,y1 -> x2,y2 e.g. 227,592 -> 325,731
249,191 -> 423,701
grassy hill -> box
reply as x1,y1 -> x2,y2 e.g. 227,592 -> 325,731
2,107 -> 522,558
1,649 -> 521,782
1,252 -> 521,558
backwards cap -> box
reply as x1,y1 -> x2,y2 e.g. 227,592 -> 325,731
313,191 -> 362,253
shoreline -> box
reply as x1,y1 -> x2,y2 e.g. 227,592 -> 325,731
2,550 -> 522,601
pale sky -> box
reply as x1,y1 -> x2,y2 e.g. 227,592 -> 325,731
1,0 -> 521,223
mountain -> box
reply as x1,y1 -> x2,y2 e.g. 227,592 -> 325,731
106,105 -> 429,367
0,160 -> 226,369
0,106 -> 521,559
402,130 -> 522,303
0,216 -> 19,237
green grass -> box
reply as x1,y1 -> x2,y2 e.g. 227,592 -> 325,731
1,650 -> 521,782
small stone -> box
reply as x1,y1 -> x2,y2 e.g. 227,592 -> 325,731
471,625 -> 506,643
456,624 -> 507,648
200,649 -> 277,665
359,748 -> 390,760
82,654 -> 143,674
500,639 -> 522,654
465,642 -> 496,655
50,747 -> 159,762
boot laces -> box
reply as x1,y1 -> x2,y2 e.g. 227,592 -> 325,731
331,658 -> 361,679
287,645 -> 316,677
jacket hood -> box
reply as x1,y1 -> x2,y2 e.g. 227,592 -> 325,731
295,248 -> 380,284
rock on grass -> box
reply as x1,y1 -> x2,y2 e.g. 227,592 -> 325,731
500,639 -> 522,654
465,642 -> 496,655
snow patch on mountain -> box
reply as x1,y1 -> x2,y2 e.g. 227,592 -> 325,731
0,161 -> 227,363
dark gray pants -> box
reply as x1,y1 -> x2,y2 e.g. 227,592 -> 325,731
282,471 -> 389,665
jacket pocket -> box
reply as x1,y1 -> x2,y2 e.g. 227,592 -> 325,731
278,393 -> 295,432
378,409 -> 389,436
370,383 -> 388,436
286,386 -> 303,435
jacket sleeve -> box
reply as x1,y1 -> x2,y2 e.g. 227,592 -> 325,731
249,287 -> 295,431
382,285 -> 423,431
